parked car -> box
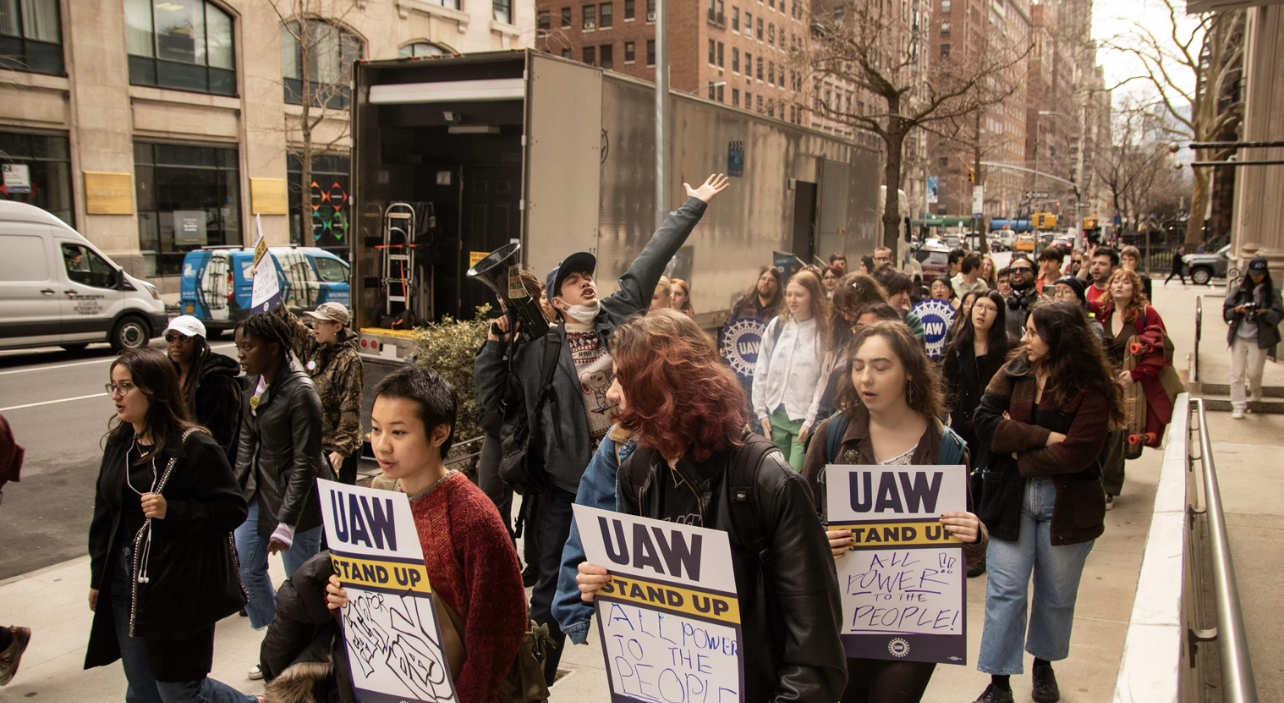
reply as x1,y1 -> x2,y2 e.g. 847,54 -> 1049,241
988,235 -> 1007,252
1052,237 -> 1075,251
914,245 -> 952,286
0,201 -> 166,352
1183,244 -> 1231,285
180,246 -> 351,336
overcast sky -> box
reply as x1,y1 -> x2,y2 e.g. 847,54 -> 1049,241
1091,0 -> 1202,107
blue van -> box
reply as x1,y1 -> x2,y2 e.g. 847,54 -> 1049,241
180,246 -> 350,336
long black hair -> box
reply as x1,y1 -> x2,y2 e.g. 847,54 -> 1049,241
173,335 -> 212,411
732,266 -> 783,318
234,312 -> 295,372
1017,301 -> 1122,424
108,348 -> 203,460
950,290 -> 1010,357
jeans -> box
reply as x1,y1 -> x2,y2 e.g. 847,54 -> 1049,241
769,405 -> 806,471
110,548 -> 256,703
234,494 -> 323,630
527,483 -> 576,686
978,478 -> 1095,675
1230,337 -> 1267,412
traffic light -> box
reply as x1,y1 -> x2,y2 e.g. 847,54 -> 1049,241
968,168 -> 976,183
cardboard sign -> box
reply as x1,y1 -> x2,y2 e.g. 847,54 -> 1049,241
825,465 -> 969,664
911,299 -> 955,361
250,215 -> 282,313
318,479 -> 459,703
573,505 -> 744,702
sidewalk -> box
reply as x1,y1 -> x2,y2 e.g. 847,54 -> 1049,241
0,280 -> 1259,703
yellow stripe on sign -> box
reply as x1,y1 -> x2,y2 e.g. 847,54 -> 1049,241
254,238 -> 268,266
330,555 -> 432,594
598,576 -> 740,624
831,521 -> 963,548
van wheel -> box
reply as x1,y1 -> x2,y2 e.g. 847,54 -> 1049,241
111,316 -> 150,351
206,328 -> 224,340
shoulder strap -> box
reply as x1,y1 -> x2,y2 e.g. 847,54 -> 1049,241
726,436 -> 782,568
531,328 -> 564,445
826,412 -> 851,464
769,317 -> 784,345
938,426 -> 967,465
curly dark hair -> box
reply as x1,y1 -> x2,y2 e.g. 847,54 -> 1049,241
234,311 -> 294,369
107,348 -> 203,460
1018,300 -> 1123,424
610,309 -> 747,462
835,321 -> 945,420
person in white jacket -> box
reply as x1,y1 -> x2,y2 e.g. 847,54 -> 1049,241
753,270 -> 831,471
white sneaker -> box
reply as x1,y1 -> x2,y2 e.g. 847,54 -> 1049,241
247,664 -> 263,681
1232,408 -> 1245,420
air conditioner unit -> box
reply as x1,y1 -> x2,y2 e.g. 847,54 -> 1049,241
647,11 -> 656,20
585,20 -> 596,28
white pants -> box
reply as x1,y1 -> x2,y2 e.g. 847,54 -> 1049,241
1230,337 -> 1267,411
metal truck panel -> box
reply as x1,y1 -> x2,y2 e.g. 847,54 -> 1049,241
524,54 -> 603,282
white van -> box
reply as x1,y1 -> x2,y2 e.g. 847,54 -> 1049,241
0,201 -> 166,352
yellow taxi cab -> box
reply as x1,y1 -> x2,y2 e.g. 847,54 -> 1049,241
1014,233 -> 1037,252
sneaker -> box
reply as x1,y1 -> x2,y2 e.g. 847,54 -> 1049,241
1105,494 -> 1115,511
1032,661 -> 1061,703
1232,408 -> 1245,420
247,664 -> 264,681
972,683 -> 1014,703
0,626 -> 31,686
522,564 -> 539,588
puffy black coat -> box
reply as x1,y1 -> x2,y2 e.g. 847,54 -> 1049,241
86,429 -> 248,673
234,366 -> 331,537
187,351 -> 243,462
260,552 -> 356,703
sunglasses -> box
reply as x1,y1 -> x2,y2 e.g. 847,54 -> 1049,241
1010,266 -> 1034,273
164,332 -> 190,343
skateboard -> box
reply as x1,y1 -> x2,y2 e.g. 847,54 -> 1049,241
1123,335 -> 1150,459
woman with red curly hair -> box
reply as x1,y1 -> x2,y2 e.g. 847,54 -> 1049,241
575,309 -> 848,703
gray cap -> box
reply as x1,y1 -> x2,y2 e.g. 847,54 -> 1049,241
304,302 -> 351,326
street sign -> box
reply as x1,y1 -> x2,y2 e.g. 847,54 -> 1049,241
971,186 -> 984,219
1023,191 -> 1049,199
3,164 -> 30,194
927,176 -> 939,204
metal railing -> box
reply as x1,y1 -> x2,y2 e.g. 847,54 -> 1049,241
1112,396 -> 1258,703
1194,296 -> 1202,385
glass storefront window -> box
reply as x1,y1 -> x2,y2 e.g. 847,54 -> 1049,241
134,141 -> 241,277
125,0 -> 236,96
287,153 -> 350,260
0,0 -> 63,75
281,20 -> 362,108
0,131 -> 73,226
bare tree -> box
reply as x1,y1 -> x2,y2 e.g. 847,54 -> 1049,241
804,0 -> 1031,248
269,0 -> 362,246
1097,102 -> 1170,235
1107,2 -> 1245,247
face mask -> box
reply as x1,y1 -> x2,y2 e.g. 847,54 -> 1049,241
563,300 -> 601,324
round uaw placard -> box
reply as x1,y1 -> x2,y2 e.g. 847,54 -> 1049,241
911,298 -> 956,361
719,317 -> 767,380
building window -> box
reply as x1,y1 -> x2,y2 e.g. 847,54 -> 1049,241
717,83 -> 725,102
583,45 -> 596,64
583,4 -> 595,29
940,43 -> 950,58
756,95 -> 763,112
537,11 -> 551,32
287,154 -> 350,255
708,82 -> 716,100
745,51 -> 751,74
745,11 -> 753,36
768,22 -> 774,45
600,2 -> 612,27
941,0 -> 950,11
494,0 -> 512,23
941,21 -> 950,35
707,0 -> 725,24
708,39 -> 716,65
125,0 -> 233,95
624,41 -> 635,62
561,7 -> 572,26
756,56 -> 762,80
939,157 -> 949,168
600,43 -> 613,68
647,0 -> 655,21
745,90 -> 751,108
732,47 -> 739,72
134,141 -> 241,277
732,6 -> 739,30
732,88 -> 739,106
717,41 -> 724,67
562,47 -> 572,58
281,20 -> 362,108
646,39 -> 655,64
399,42 -> 450,57
0,0 -> 62,75
624,0 -> 635,19
757,18 -> 763,40
0,131 -> 72,226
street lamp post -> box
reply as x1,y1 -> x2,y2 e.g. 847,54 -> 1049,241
655,0 -> 669,228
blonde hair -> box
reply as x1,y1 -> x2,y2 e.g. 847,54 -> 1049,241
782,270 -> 831,358
670,278 -> 695,319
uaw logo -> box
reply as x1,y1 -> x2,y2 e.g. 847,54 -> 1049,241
887,637 -> 911,658
911,298 -> 956,361
720,317 -> 767,380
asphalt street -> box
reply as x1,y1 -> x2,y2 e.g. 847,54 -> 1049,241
0,339 -> 240,581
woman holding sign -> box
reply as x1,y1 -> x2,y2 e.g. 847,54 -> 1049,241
970,301 -> 1118,703
802,321 -> 987,703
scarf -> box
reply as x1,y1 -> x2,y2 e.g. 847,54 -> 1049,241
564,300 -> 601,325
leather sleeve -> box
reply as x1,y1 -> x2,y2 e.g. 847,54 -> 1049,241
601,197 -> 708,323
757,454 -> 848,703
164,433 -> 250,538
277,381 -> 325,527
233,392 -> 256,493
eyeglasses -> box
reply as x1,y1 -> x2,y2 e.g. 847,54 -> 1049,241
1010,266 -> 1034,273
164,332 -> 189,343
106,382 -> 136,397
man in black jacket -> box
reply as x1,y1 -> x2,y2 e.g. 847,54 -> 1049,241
1004,255 -> 1039,337
474,174 -> 729,685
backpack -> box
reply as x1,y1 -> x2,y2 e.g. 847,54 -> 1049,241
824,411 -> 967,465
498,328 -> 564,496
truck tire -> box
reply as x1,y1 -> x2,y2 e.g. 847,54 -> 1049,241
1190,266 -> 1213,286
111,315 -> 151,352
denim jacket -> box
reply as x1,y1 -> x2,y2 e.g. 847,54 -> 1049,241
552,424 -> 635,644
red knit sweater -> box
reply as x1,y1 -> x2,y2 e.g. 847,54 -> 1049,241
410,472 -> 527,703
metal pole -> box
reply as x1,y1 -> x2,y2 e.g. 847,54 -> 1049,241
654,0 -> 670,228
1195,398 -> 1260,703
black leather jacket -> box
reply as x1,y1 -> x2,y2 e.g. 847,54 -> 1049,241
617,438 -> 848,703
234,366 -> 330,536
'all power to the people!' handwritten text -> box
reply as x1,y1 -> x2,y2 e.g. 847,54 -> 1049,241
318,479 -> 459,703
573,505 -> 743,703
825,465 -> 970,665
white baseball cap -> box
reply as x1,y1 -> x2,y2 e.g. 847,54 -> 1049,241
165,315 -> 207,339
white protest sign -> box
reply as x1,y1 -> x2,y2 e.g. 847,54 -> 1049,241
826,464 -> 970,664
250,214 -> 282,312
318,479 -> 458,703
573,504 -> 744,703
